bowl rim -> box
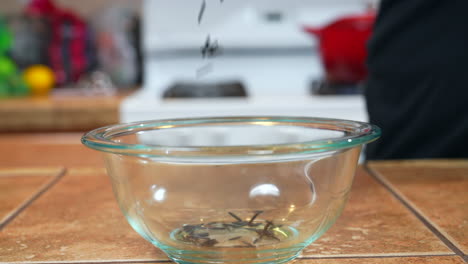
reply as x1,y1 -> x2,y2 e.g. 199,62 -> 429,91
81,116 -> 381,161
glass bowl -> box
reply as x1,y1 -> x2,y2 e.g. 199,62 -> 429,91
82,116 -> 380,264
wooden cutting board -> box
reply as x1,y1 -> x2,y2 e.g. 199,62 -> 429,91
0,95 -> 126,132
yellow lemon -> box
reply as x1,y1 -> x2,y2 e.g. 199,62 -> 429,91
23,65 -> 55,96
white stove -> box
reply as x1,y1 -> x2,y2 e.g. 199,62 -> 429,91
121,0 -> 371,123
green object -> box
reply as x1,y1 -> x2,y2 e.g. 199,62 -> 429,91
0,57 -> 29,97
0,17 -> 12,54
0,74 -> 30,97
0,56 -> 16,78
0,16 -> 28,97
0,81 -> 9,97
9,74 -> 30,96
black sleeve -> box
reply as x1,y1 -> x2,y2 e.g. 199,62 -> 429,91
364,0 -> 468,159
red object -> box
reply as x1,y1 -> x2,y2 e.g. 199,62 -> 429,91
304,12 -> 376,84
26,0 -> 89,86
26,0 -> 57,15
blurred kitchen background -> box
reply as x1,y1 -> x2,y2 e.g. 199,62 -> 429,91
0,0 -> 379,132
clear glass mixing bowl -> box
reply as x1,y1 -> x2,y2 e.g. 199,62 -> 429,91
82,116 -> 380,264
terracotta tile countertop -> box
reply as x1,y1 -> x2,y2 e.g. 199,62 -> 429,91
0,133 -> 467,264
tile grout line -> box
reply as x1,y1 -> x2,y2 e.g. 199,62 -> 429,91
299,253 -> 457,260
0,168 -> 65,177
0,168 -> 67,231
364,165 -> 467,262
300,252 -> 456,259
0,260 -> 172,264
0,254 -> 461,264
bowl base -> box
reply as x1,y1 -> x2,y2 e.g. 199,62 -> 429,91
170,220 -> 298,248
165,248 -> 302,264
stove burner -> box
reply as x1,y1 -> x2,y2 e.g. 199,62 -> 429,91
311,79 -> 364,95
163,81 -> 248,99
